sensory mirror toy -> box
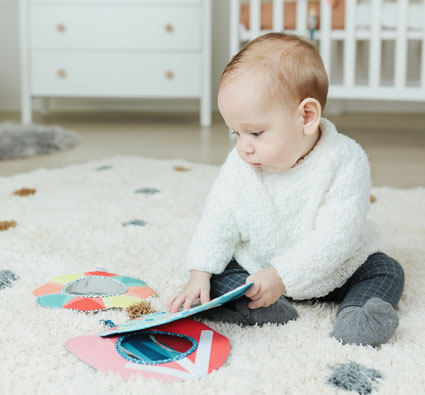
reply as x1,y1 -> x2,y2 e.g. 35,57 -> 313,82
66,318 -> 230,381
33,270 -> 155,312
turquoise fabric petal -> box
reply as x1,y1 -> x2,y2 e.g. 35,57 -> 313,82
37,293 -> 74,308
112,276 -> 147,287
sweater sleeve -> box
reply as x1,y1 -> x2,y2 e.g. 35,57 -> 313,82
271,145 -> 372,299
186,151 -> 240,274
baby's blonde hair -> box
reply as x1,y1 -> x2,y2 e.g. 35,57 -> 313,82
221,32 -> 329,111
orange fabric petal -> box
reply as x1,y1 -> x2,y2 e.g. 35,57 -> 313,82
63,297 -> 106,311
84,271 -> 116,277
33,282 -> 63,296
126,286 -> 156,299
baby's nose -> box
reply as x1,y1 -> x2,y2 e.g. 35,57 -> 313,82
240,140 -> 255,154
245,145 -> 255,154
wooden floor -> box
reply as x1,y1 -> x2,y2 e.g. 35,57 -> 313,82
1,111 -> 424,187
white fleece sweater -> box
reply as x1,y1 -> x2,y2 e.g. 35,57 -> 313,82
186,118 -> 381,299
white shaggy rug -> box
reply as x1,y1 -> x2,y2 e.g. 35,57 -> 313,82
0,156 -> 424,394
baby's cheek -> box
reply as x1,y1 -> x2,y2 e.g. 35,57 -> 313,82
235,147 -> 245,161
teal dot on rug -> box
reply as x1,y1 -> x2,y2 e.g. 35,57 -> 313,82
327,361 -> 382,394
96,165 -> 112,171
0,270 -> 19,290
134,188 -> 160,195
122,219 -> 147,227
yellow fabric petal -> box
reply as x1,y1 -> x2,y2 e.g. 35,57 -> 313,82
102,295 -> 141,308
50,273 -> 85,285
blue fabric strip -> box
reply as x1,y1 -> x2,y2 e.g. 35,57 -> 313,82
116,331 -> 198,366
123,335 -> 169,361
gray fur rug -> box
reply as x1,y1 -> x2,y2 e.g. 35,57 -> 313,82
0,122 -> 79,160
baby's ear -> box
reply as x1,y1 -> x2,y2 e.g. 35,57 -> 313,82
298,98 -> 321,136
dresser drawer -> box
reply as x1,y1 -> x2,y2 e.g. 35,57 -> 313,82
31,52 -> 201,97
30,5 -> 202,50
30,0 -> 202,4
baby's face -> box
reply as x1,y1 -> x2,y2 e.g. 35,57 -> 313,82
218,77 -> 312,173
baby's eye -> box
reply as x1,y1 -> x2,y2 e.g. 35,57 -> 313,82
231,130 -> 240,137
251,131 -> 264,137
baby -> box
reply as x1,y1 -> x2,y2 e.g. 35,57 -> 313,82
168,32 -> 404,347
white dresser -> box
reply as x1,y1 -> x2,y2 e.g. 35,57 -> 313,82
19,0 -> 212,126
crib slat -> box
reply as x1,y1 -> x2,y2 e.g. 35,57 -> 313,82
344,0 -> 357,88
272,0 -> 284,32
296,0 -> 308,36
230,0 -> 240,57
250,0 -> 261,40
319,0 -> 332,75
395,0 -> 408,89
421,0 -> 425,89
369,0 -> 382,88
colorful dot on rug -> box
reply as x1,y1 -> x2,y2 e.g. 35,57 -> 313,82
95,165 -> 113,171
327,361 -> 382,394
173,166 -> 190,172
134,188 -> 160,195
0,220 -> 17,231
13,187 -> 36,196
122,219 -> 147,227
0,270 -> 20,290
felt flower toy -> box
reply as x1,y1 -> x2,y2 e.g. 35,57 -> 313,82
33,271 -> 155,312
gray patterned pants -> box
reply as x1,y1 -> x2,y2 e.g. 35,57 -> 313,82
210,252 -> 405,313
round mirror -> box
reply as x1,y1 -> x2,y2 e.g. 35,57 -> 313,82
117,331 -> 197,365
64,277 -> 126,296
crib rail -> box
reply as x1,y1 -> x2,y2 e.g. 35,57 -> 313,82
230,0 -> 425,102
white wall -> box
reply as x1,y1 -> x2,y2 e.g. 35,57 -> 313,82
1,0 -> 424,115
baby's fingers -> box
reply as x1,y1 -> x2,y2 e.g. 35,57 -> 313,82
170,293 -> 187,314
245,282 -> 261,299
200,287 -> 210,305
183,292 -> 199,311
167,294 -> 179,311
248,297 -> 266,309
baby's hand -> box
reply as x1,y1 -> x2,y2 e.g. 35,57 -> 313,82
167,270 -> 212,314
245,268 -> 286,309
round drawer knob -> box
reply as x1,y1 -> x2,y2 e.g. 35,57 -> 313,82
165,70 -> 174,80
56,23 -> 66,33
57,69 -> 67,79
164,24 -> 174,33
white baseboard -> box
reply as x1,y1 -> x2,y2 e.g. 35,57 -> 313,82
325,99 -> 425,115
0,97 -> 204,114
1,97 -> 425,115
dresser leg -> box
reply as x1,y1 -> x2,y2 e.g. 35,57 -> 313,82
200,97 -> 211,127
200,127 -> 211,160
41,98 -> 51,117
21,96 -> 32,124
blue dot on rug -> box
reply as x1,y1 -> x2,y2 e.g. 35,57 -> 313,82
96,165 -> 113,171
327,361 -> 382,394
134,188 -> 160,195
0,270 -> 20,291
122,219 -> 147,227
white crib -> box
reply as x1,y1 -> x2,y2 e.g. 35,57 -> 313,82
230,0 -> 425,103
